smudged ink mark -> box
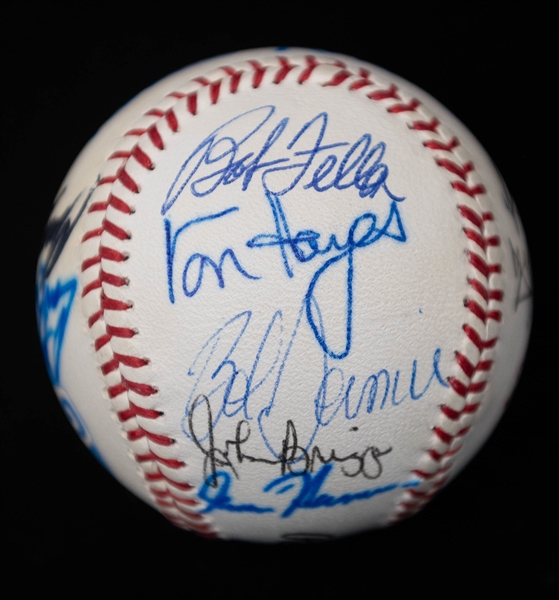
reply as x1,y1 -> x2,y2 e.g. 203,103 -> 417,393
509,239 -> 532,310
501,185 -> 523,233
39,185 -> 93,286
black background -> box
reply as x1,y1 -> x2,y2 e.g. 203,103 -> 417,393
2,2 -> 556,595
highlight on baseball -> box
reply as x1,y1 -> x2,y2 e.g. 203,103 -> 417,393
36,47 -> 532,542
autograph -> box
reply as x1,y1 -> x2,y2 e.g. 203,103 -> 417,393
198,464 -> 419,518
163,106 -> 407,359
162,106 -> 404,213
181,307 -> 449,454
188,394 -> 392,485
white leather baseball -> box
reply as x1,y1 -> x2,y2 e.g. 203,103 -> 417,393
37,47 -> 531,542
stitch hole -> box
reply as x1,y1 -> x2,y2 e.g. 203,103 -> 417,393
122,252 -> 131,261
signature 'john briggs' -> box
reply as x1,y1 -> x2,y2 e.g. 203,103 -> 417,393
189,394 -> 393,486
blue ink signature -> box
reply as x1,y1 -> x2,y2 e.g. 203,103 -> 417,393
199,471 -> 275,514
162,106 -> 404,213
162,106 -> 407,360
36,269 -> 108,470
198,465 -> 418,518
36,272 -> 78,385
181,306 -> 448,456
164,207 -> 259,304
248,191 -> 405,359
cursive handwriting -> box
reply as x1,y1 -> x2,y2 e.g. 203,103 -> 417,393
181,307 -> 448,455
163,107 -> 404,214
198,464 -> 418,518
188,394 -> 392,485
265,464 -> 419,518
248,191 -> 405,358
162,107 -> 407,359
164,207 -> 259,303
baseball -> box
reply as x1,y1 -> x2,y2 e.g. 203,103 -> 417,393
36,47 -> 531,542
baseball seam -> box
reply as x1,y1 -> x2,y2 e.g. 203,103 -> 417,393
78,53 -> 503,535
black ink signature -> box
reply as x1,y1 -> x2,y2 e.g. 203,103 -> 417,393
188,394 -> 392,487
39,185 -> 93,286
510,239 -> 532,310
181,308 -> 448,454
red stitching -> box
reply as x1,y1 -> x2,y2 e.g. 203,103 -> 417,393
423,137 -> 459,151
274,58 -> 296,84
433,427 -> 454,444
101,296 -> 130,311
441,405 -> 461,420
124,129 -> 147,138
468,251 -> 490,278
411,118 -> 440,132
468,278 -> 489,301
78,54 -> 504,535
388,99 -> 420,114
117,167 -> 140,193
103,219 -> 130,241
452,181 -> 486,198
324,69 -> 352,87
81,255 -> 101,271
349,68 -> 374,91
464,228 -> 486,250
297,56 -> 319,83
82,226 -> 104,242
100,270 -> 127,287
100,245 -> 127,261
136,452 -> 185,468
88,309 -> 103,328
148,124 -> 165,149
247,61 -> 266,88
436,159 -> 474,181
165,109 -> 179,132
88,201 -> 109,212
144,471 -> 193,490
458,205 -> 483,229
368,84 -> 401,101
455,352 -> 476,378
465,299 -> 487,323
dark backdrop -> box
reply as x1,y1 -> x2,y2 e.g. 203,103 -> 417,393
2,2 -> 555,594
